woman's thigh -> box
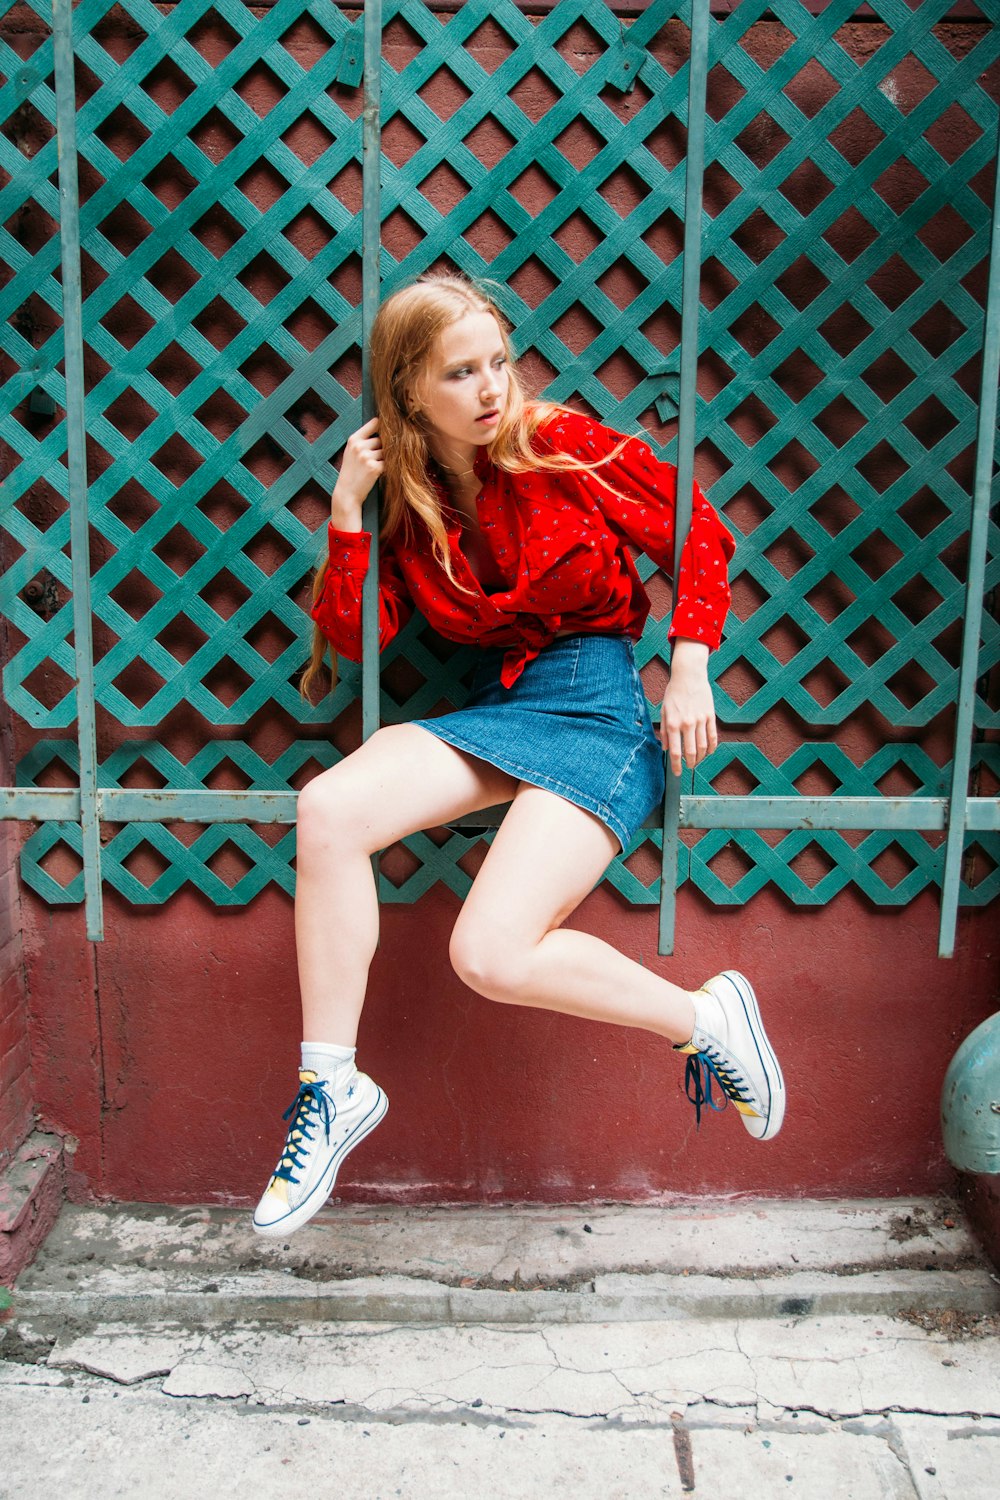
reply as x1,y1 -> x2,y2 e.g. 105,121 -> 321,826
297,724 -> 519,855
454,783 -> 620,949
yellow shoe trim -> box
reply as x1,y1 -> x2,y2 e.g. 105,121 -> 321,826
732,1099 -> 761,1118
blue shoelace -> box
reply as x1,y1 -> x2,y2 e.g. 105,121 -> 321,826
272,1078 -> 335,1186
684,1048 -> 753,1128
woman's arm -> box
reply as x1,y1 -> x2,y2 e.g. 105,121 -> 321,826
589,431 -> 734,648
329,416 -> 383,531
542,411 -> 733,773
311,528 -> 413,663
659,637 -> 717,777
311,418 -> 414,660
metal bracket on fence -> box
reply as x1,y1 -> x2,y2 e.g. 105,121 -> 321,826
605,40 -> 652,95
336,20 -> 366,88
640,365 -> 683,424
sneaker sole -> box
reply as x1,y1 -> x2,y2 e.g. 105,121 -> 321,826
717,970 -> 786,1141
252,1086 -> 389,1238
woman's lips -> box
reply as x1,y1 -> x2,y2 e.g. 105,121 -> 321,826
477,410 -> 500,422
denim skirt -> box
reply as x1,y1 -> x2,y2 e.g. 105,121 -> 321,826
409,633 -> 665,852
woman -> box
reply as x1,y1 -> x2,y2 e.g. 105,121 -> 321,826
252,273 -> 785,1238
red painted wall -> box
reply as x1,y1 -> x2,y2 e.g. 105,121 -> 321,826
21,883 -> 998,1205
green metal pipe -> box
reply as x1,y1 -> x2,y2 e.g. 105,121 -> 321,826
52,0 -> 103,941
938,123 -> 1000,959
360,0 -> 383,897
13,789 -> 996,835
360,0 -> 383,748
659,0 -> 710,956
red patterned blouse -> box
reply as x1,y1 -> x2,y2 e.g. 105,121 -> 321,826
312,405 -> 736,688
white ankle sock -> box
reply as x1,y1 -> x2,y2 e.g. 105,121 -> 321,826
301,1042 -> 357,1087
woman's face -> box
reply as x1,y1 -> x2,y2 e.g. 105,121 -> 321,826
416,312 -> 510,466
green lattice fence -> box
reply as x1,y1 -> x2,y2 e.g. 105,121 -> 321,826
1,0 -> 998,947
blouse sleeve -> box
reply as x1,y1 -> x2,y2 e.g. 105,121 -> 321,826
310,524 -> 414,662
545,410 -> 736,651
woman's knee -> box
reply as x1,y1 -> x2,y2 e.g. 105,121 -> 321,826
449,916 -> 533,1002
296,761 -> 371,855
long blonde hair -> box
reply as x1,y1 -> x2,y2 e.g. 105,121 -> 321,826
301,272 -> 634,703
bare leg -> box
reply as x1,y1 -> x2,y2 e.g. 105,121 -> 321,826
295,725 -> 517,1046
449,785 -> 697,1043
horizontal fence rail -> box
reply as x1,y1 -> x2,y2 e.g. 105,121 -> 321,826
0,0 -> 998,953
7,787 -> 1000,833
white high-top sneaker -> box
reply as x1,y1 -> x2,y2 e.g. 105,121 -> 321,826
674,971 -> 785,1140
252,1068 -> 388,1237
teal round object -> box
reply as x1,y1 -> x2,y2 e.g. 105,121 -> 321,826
941,1012 -> 1000,1174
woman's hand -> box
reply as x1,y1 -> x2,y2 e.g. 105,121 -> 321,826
659,639 -> 718,778
331,416 -> 384,529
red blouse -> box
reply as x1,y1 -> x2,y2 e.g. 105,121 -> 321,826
313,406 -> 736,688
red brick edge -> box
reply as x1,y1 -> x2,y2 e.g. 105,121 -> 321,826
0,1133 -> 65,1289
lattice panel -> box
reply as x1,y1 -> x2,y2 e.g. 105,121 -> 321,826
2,0 -> 366,728
2,0 -> 998,913
697,0 -> 1000,730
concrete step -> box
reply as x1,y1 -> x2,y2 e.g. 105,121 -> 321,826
8,1195 -> 1000,1330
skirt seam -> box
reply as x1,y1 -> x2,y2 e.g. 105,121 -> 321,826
568,636 -> 583,689
604,737 -> 645,805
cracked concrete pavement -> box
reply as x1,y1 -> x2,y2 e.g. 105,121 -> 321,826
2,1198 -> 999,1497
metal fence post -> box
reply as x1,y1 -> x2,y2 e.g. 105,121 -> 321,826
659,0 -> 710,956
361,0 -> 383,747
52,0 -> 102,940
938,124 -> 1000,959
360,0 -> 383,899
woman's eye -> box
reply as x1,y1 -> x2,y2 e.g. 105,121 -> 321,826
450,358 -> 505,378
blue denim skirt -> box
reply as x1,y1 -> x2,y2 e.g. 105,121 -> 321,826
410,633 -> 665,851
